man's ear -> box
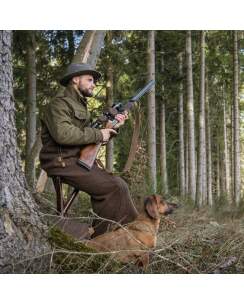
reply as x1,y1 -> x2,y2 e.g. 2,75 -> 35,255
72,76 -> 80,85
144,196 -> 159,219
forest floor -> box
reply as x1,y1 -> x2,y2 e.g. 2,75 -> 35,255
148,201 -> 244,274
40,191 -> 244,274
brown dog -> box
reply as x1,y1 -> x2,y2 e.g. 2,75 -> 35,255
85,194 -> 178,268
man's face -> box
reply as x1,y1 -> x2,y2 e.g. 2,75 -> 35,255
72,74 -> 96,97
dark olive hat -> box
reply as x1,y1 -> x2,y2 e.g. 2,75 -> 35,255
59,63 -> 102,86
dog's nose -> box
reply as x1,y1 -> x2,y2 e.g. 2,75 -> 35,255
168,202 -> 180,209
164,207 -> 173,215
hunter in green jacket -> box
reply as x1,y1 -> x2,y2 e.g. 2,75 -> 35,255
40,63 -> 138,237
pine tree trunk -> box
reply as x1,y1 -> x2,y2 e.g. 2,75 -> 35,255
160,101 -> 168,194
25,31 -> 37,188
178,53 -> 185,197
233,31 -> 241,206
186,31 -> 196,201
223,91 -> 231,200
73,31 -> 96,63
0,31 -> 50,273
205,79 -> 213,206
216,144 -> 220,199
147,30 -> 157,192
105,64 -> 114,171
86,31 -> 106,68
196,31 -> 206,207
231,102 -> 235,200
220,147 -> 226,197
185,123 -> 189,195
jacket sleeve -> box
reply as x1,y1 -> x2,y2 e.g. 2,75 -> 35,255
43,99 -> 103,146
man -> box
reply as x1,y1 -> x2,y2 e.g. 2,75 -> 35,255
40,63 -> 138,237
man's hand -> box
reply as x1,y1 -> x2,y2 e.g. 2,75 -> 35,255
114,111 -> 128,129
101,128 -> 117,143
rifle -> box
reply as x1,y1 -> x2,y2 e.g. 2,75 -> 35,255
77,79 -> 155,170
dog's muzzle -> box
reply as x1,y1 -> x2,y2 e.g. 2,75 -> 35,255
165,202 -> 179,215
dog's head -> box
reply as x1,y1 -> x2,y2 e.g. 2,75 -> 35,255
144,194 -> 178,219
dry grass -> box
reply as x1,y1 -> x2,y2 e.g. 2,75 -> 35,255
36,188 -> 244,274
146,203 -> 244,274
46,202 -> 244,274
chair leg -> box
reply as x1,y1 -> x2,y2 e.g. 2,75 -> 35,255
62,188 -> 79,216
52,176 -> 79,216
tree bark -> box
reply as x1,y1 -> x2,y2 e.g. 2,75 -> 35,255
160,101 -> 168,194
72,31 -> 96,64
233,31 -> 241,206
186,31 -> 196,201
185,123 -> 189,195
73,30 -> 106,67
25,31 -> 37,188
205,78 -> 213,206
0,31 -> 50,273
216,144 -> 220,199
178,53 -> 185,197
223,89 -> 231,200
196,31 -> 206,207
147,30 -> 157,192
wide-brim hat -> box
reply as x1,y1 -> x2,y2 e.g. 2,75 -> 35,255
59,63 -> 102,86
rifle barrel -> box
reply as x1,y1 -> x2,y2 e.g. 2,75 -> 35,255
130,79 -> 155,102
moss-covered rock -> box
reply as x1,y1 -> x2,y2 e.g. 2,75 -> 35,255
48,227 -> 123,273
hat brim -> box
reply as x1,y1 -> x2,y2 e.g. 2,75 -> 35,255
60,69 -> 102,86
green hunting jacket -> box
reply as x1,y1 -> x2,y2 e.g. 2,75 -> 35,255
39,85 -> 103,174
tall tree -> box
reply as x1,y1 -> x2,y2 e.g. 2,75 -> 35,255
0,31 -> 49,273
160,100 -> 168,194
25,31 -> 37,188
223,88 -> 231,199
196,31 -> 206,207
233,31 -> 241,205
186,31 -> 196,201
147,30 -> 157,192
205,78 -> 213,206
160,55 -> 168,194
178,52 -> 185,197
73,30 -> 106,67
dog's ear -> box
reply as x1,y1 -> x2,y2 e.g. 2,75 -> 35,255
144,196 -> 160,219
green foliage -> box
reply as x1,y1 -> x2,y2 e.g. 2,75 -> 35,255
13,30 -> 83,161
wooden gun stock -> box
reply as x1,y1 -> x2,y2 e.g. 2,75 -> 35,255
77,142 -> 102,170
78,120 -> 116,170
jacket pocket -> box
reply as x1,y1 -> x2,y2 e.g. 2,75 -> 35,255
73,110 -> 88,128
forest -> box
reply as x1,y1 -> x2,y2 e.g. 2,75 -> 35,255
0,30 -> 244,273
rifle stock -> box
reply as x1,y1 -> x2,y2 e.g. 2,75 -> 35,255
77,142 -> 102,170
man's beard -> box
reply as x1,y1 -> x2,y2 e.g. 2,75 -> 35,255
79,88 -> 93,97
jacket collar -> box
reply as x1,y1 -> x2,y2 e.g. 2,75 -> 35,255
64,85 -> 88,106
